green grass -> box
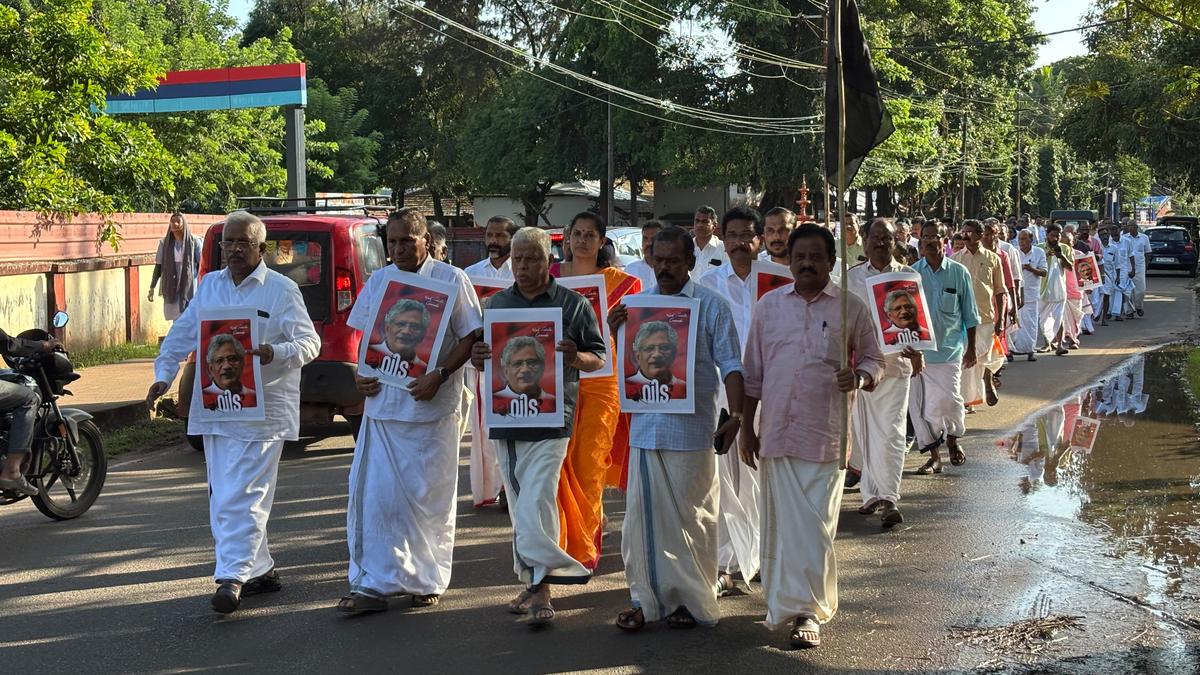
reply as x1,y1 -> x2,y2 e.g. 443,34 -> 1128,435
104,416 -> 186,457
72,342 -> 160,369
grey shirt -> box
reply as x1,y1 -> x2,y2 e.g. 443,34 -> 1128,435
487,277 -> 607,442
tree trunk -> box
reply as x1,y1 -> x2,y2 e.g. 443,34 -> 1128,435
628,170 -> 639,229
876,186 -> 895,216
599,174 -> 611,225
430,190 -> 445,220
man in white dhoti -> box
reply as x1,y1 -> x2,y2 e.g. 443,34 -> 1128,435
1097,226 -> 1126,324
952,220 -> 1006,409
463,215 -> 518,508
741,224 -> 884,649
470,227 -> 608,628
1011,230 -> 1046,359
697,207 -> 763,594
1038,224 -> 1074,356
336,208 -> 483,615
847,219 -> 923,527
147,210 -> 321,614
609,225 -> 744,631
910,222 -> 980,473
1125,220 -> 1151,317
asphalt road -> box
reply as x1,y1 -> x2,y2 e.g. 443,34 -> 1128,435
2,275 -> 1198,674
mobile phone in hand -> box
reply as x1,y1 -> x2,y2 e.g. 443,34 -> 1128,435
714,408 -> 730,454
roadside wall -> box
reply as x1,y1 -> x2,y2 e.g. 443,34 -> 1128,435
0,211 -> 221,350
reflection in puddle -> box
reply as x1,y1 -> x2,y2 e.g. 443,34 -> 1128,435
999,346 -> 1200,580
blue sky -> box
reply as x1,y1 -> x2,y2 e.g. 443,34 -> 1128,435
224,0 -> 1090,67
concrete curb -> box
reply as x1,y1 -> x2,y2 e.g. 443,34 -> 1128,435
73,400 -> 151,432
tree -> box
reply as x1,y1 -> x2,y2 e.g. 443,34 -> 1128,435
0,0 -> 177,245
305,78 -> 383,194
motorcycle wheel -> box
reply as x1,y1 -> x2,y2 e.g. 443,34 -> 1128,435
32,420 -> 107,520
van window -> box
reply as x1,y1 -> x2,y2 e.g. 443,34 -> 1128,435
215,230 -> 331,322
1150,229 -> 1186,242
355,227 -> 387,279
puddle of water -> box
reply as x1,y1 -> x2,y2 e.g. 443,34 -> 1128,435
997,345 -> 1200,586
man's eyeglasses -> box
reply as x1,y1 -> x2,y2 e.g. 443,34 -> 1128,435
220,240 -> 256,251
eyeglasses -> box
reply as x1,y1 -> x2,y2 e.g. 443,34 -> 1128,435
220,240 -> 256,251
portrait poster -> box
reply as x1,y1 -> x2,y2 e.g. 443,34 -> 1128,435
482,308 -> 564,429
469,275 -> 510,307
865,272 -> 938,354
1068,415 -> 1101,454
557,274 -> 612,379
357,267 -> 459,389
617,295 -> 699,414
193,307 -> 264,422
1074,252 -> 1101,291
750,260 -> 793,302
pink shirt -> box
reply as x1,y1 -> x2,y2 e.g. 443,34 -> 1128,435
743,281 -> 885,463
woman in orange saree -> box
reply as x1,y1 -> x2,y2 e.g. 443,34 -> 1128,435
551,212 -> 642,569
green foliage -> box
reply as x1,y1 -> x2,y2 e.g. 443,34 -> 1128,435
305,78 -> 382,193
0,0 -> 177,246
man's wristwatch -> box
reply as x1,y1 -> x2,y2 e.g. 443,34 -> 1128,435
436,367 -> 451,382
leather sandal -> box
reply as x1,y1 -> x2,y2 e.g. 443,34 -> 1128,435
508,587 -> 535,614
412,593 -> 440,608
615,607 -> 645,632
337,592 -> 387,614
915,458 -> 942,475
527,602 -> 555,628
666,607 -> 698,629
789,617 -> 821,649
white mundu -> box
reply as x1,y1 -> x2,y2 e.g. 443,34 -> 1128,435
345,255 -> 483,598
154,260 -> 320,583
1011,245 -> 1046,354
462,256 -> 513,507
846,260 -> 913,510
696,262 -> 760,583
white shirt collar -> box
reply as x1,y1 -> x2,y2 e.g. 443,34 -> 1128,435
222,260 -> 269,288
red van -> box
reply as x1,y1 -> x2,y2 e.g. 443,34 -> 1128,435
178,200 -> 390,442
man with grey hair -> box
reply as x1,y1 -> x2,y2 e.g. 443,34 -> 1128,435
1125,219 -> 1150,317
626,321 -> 686,397
428,221 -> 449,262
371,298 -> 431,375
201,333 -> 256,403
494,335 -> 554,413
148,209 -> 321,614
338,207 -> 482,615
471,225 -> 607,628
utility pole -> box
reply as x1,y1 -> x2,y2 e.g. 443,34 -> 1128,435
959,101 -> 968,223
1015,101 -> 1022,219
606,92 -> 615,228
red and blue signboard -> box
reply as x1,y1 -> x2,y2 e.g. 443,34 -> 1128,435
105,63 -> 306,114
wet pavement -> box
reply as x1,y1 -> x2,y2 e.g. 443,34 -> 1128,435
984,344 -> 1200,672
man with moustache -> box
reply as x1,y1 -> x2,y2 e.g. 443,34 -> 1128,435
841,213 -> 866,263
759,207 -> 797,265
1125,220 -> 1151,318
692,205 -> 727,273
464,216 -> 519,508
627,322 -> 687,397
471,226 -> 607,628
1011,229 -> 1047,359
609,225 -> 744,631
338,208 -> 482,614
952,220 -> 1006,409
147,210 -> 321,614
741,224 -> 884,648
1097,226 -> 1125,325
371,299 -> 430,374
202,333 -> 257,408
624,219 -> 663,289
846,219 -> 923,527
1038,224 -> 1075,356
494,336 -> 555,413
698,207 -> 764,593
910,222 -> 979,473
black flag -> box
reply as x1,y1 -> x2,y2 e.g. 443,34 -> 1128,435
824,0 -> 894,189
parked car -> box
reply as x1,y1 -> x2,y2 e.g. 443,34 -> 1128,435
178,202 -> 390,445
1145,225 -> 1198,277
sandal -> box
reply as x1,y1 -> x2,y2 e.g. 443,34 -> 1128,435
615,607 -> 645,632
337,593 -> 387,614
948,440 -> 967,466
412,593 -> 440,608
789,617 -> 822,649
527,602 -> 555,628
716,573 -> 737,597
915,458 -> 942,475
918,434 -> 944,455
858,501 -> 880,515
507,587 -> 535,615
667,607 -> 698,629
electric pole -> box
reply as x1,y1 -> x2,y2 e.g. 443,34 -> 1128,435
606,93 -> 615,228
959,101 -> 968,223
1015,101 -> 1022,220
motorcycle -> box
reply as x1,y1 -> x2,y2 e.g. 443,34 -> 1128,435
0,312 -> 107,519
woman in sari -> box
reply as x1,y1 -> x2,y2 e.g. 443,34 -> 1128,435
550,212 -> 642,569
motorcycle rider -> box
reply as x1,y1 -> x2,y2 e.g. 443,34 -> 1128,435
0,329 -> 60,496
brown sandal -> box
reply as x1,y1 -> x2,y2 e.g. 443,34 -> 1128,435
616,607 -> 645,631
666,607 -> 697,629
789,617 -> 821,648
507,587 -> 534,614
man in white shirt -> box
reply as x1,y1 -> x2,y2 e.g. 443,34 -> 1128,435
759,207 -> 797,265
463,216 -> 518,509
994,221 -> 1023,328
1011,229 -> 1046,358
1125,220 -> 1151,317
692,205 -> 727,274
338,208 -> 483,614
147,210 -> 321,615
624,219 -> 662,289
846,218 -> 923,527
1038,224 -> 1074,356
698,206 -> 762,595
1109,224 -> 1135,320
1098,226 -> 1127,323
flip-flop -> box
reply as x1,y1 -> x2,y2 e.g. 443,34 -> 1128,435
616,607 -> 645,632
507,587 -> 535,614
527,603 -> 555,629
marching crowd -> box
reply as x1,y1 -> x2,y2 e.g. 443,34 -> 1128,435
144,204 -> 1152,650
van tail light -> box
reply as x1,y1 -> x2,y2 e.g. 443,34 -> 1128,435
336,268 -> 354,312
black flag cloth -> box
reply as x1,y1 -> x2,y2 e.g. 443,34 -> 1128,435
824,0 -> 894,189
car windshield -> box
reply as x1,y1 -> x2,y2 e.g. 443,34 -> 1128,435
1150,230 -> 1186,242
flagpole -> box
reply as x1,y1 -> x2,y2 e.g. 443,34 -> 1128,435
835,0 -> 851,471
